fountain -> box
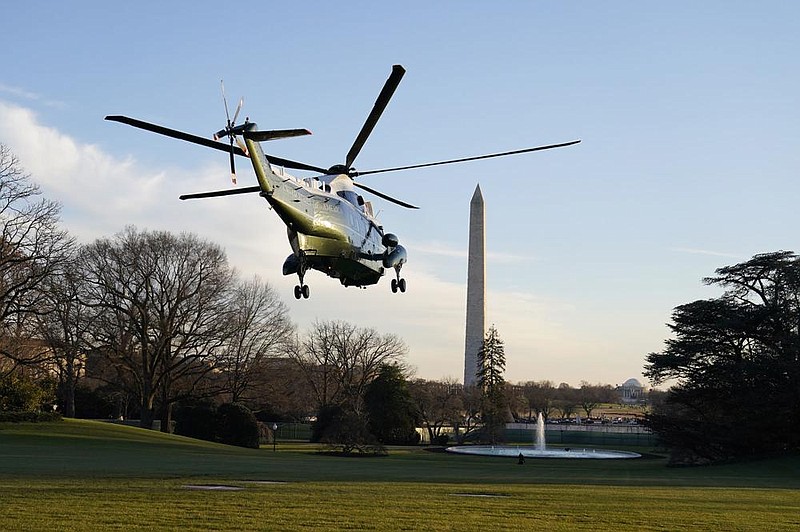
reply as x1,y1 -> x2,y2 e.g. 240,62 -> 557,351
445,412 -> 641,459
534,412 -> 546,451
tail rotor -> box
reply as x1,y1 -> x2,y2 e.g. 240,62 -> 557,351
214,81 -> 247,184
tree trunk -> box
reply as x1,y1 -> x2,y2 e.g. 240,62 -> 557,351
139,404 -> 154,429
63,357 -> 76,418
140,391 -> 155,429
159,401 -> 173,433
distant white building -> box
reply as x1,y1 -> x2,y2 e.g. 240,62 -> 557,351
618,378 -> 645,403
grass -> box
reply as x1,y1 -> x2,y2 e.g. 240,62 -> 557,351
1,419 -> 799,530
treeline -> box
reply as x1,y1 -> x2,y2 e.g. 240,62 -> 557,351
409,379 -> 655,445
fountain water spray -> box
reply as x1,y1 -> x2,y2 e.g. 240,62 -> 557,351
535,412 -> 546,451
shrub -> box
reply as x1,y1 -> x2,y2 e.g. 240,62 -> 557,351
174,401 -> 218,442
432,434 -> 450,446
0,411 -> 62,422
0,374 -> 52,412
72,385 -> 115,419
312,404 -> 385,455
311,404 -> 344,443
216,402 -> 260,449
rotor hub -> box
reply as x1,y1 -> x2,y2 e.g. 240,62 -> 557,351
327,164 -> 351,176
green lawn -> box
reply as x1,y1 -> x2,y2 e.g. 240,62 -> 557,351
1,419 -> 799,530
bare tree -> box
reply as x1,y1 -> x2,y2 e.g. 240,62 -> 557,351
552,383 -> 577,421
82,227 -> 234,430
0,144 -> 74,372
289,320 -> 408,412
35,249 -> 95,417
218,276 -> 294,403
243,356 -> 315,421
577,381 -> 601,419
457,384 -> 483,443
505,384 -> 529,422
577,381 -> 616,419
520,380 -> 557,420
409,378 -> 463,443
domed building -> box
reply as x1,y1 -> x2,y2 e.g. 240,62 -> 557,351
618,378 -> 645,403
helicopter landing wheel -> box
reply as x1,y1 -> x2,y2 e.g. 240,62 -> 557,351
391,278 -> 406,293
295,284 -> 310,299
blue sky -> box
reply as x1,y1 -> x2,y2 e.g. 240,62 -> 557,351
2,2 -> 799,386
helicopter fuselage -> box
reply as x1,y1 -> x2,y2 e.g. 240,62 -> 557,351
245,126 -> 391,288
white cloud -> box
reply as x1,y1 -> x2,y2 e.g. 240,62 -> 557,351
411,240 -> 538,264
0,84 -> 64,108
0,84 -> 41,101
670,247 -> 741,259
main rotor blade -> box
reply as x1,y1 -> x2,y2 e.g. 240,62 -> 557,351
232,97 -> 244,125
235,136 -> 249,156
356,139 -> 582,176
345,64 -> 405,169
228,139 -> 237,184
107,116 -> 329,175
105,115 -> 247,157
354,182 -> 419,209
245,128 -> 313,142
179,185 -> 261,200
221,80 -> 231,122
262,154 -> 328,174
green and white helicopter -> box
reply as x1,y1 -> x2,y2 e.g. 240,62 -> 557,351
107,65 -> 579,299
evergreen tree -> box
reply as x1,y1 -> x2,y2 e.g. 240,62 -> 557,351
645,251 -> 800,463
364,364 -> 420,445
476,325 -> 507,443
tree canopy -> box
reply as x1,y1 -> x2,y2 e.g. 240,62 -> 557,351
645,251 -> 800,463
290,320 -> 407,411
81,226 -> 235,430
0,144 -> 73,373
364,363 -> 419,445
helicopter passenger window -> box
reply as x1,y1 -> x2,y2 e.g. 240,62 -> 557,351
336,190 -> 365,210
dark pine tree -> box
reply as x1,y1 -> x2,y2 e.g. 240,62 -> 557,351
645,251 -> 800,464
476,325 -> 507,443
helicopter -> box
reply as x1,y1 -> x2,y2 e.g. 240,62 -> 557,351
106,65 -> 579,300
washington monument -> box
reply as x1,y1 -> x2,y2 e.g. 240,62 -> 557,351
464,184 -> 485,387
